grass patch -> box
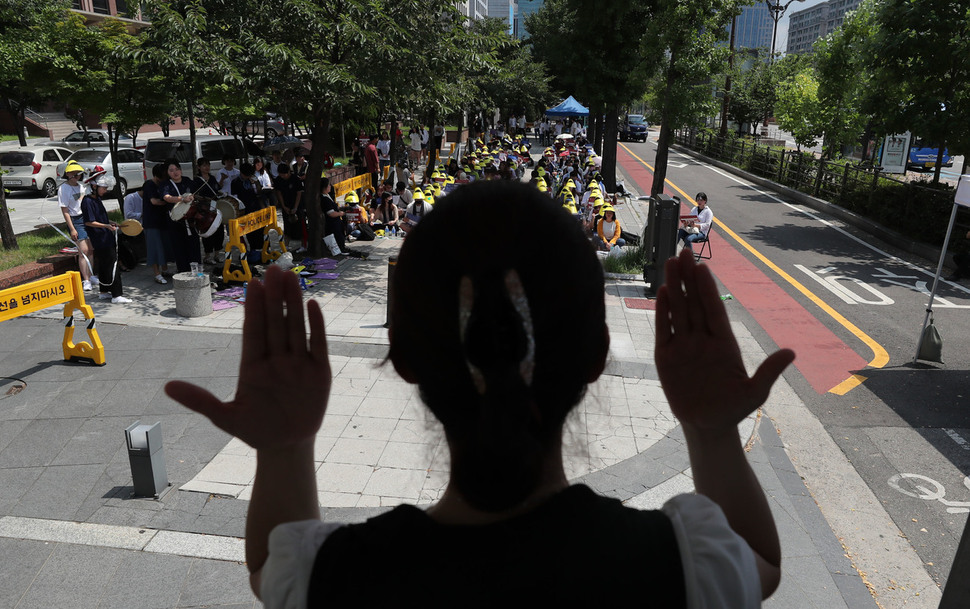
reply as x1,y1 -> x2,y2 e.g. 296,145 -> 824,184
602,244 -> 646,275
0,210 -> 123,273
0,134 -> 21,143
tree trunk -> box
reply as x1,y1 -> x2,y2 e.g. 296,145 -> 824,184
304,105 -> 333,258
652,51 -> 678,196
0,175 -> 17,250
933,143 -> 945,185
107,124 -> 124,206
187,98 -> 198,179
427,108 -> 438,174
593,108 -> 600,154
601,106 -> 620,191
389,115 -> 400,184
15,105 -> 27,147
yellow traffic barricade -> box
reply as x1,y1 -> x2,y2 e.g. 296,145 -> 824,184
0,271 -> 105,365
332,173 -> 372,198
222,206 -> 287,284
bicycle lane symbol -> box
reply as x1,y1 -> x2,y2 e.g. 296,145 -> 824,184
888,473 -> 970,514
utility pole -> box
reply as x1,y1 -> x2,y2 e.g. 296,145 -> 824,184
720,14 -> 738,138
766,0 -> 805,64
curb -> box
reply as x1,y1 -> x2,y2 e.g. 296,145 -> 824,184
0,253 -> 78,291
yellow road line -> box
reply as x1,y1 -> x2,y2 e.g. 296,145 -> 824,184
620,143 -> 890,393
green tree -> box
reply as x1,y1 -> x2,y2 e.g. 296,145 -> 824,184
138,0 -> 248,179
813,2 -> 873,159
0,0 -> 76,148
472,18 -> 555,134
644,0 -> 743,195
859,0 -> 970,183
775,69 -> 822,150
528,0 -> 654,189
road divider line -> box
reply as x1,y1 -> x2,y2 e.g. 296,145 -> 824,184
619,143 -> 890,392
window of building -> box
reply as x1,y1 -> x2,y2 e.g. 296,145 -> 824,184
92,0 -> 110,14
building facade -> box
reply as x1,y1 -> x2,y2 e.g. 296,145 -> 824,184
731,3 -> 773,51
786,0 -> 861,54
517,0 -> 543,39
459,0 -> 489,21
69,0 -> 147,27
487,0 -> 519,37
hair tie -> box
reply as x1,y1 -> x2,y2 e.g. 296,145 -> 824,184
458,270 -> 536,396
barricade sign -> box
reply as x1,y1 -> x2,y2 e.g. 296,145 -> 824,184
223,206 -> 287,283
0,271 -> 105,365
333,173 -> 372,198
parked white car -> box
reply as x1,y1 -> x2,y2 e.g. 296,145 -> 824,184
56,148 -> 146,198
54,129 -> 136,149
0,145 -> 75,197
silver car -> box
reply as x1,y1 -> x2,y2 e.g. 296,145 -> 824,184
0,145 -> 75,197
55,129 -> 135,149
56,148 -> 146,198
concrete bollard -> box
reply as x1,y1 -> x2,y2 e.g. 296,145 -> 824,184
173,272 -> 213,317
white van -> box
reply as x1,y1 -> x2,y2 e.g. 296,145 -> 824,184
144,134 -> 260,176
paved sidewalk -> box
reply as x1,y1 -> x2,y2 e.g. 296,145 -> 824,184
0,150 -> 910,607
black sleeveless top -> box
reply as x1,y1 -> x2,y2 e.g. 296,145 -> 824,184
307,484 -> 687,607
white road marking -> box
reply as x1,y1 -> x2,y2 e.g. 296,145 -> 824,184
702,164 -> 970,296
944,428 -> 970,451
0,515 -> 245,562
888,472 -> 970,514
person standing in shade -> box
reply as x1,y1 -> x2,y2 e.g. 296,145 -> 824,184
81,172 -> 131,303
319,177 -> 347,255
275,163 -> 305,249
377,130 -> 391,181
143,164 -> 174,284
365,134 -> 380,192
161,158 -> 202,273
217,155 -> 240,196
58,160 -> 95,291
195,158 -> 224,265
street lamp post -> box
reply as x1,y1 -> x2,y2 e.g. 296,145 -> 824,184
766,0 -> 805,63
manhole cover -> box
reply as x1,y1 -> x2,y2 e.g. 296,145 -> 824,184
0,377 -> 26,398
623,297 -> 656,310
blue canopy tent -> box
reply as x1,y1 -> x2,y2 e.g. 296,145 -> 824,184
545,96 -> 589,117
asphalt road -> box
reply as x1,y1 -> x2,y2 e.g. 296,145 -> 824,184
617,137 -> 970,589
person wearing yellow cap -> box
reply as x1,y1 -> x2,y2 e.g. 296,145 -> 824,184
596,206 -> 625,252
401,188 -> 433,234
59,160 -> 96,291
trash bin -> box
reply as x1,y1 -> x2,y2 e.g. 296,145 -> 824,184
125,421 -> 168,498
642,194 -> 681,297
173,272 -> 212,317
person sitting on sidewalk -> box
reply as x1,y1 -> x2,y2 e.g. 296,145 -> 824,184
400,189 -> 433,234
597,206 -> 625,251
678,192 -> 714,253
166,181 -> 788,608
81,172 -> 131,304
371,192 -> 400,234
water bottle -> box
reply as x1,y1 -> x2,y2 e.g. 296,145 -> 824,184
243,282 -> 248,300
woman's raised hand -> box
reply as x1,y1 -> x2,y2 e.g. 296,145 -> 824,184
654,250 -> 794,435
165,266 -> 331,449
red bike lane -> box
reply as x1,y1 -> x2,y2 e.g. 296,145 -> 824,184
617,147 -> 870,394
